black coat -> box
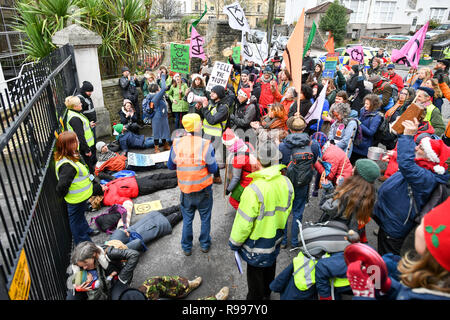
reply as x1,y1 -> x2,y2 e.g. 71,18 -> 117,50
77,90 -> 96,122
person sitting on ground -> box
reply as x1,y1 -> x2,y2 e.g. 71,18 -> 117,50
108,205 -> 183,252
368,74 -> 394,111
367,58 -> 383,77
323,77 -> 338,105
112,124 -> 155,154
347,198 -> 450,300
406,67 -> 432,90
66,240 -> 140,300
118,99 -> 140,134
416,86 -> 446,137
94,141 -> 126,181
137,276 -> 229,300
273,86 -> 296,117
319,159 -> 380,243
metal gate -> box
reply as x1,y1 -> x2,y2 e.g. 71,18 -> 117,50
0,45 -> 78,300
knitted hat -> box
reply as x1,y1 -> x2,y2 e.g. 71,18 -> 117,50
423,198 -> 450,271
355,159 -> 380,183
182,113 -> 202,132
241,69 -> 250,75
96,141 -> 106,152
387,64 -> 395,69
121,66 -> 130,73
311,132 -> 328,149
81,81 -> 94,92
418,86 -> 435,98
263,65 -> 272,73
222,128 -> 237,146
419,137 -> 450,175
211,85 -> 226,99
286,116 -> 306,131
113,124 -> 124,135
123,98 -> 132,106
257,140 -> 282,167
238,88 -> 251,100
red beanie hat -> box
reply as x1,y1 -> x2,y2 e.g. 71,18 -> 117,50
222,128 -> 237,146
238,88 -> 251,101
424,197 -> 450,271
420,137 -> 450,175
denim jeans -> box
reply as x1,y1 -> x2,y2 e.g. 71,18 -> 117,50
143,137 -> 155,148
282,184 -> 309,247
67,201 -> 93,245
174,112 -> 187,130
180,185 -> 213,252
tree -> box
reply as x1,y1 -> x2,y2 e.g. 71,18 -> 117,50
152,0 -> 181,19
319,0 -> 349,47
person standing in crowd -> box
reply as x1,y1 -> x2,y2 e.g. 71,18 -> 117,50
257,66 -> 277,112
302,49 -> 315,75
141,68 -> 157,97
166,73 -> 189,129
229,87 -> 257,131
167,113 -> 218,256
119,66 -> 141,123
322,77 -> 338,105
393,87 -> 416,116
288,85 -> 314,119
350,94 -> 383,164
277,69 -> 292,96
237,70 -> 261,103
118,99 -> 139,134
373,119 -> 450,256
416,86 -> 446,137
243,60 -> 259,76
229,140 -> 294,300
433,59 -> 450,86
326,102 -> 358,158
147,72 -> 171,153
306,62 -> 324,87
66,241 -> 139,300
273,86 -> 296,117
384,64 -> 404,92
65,96 -> 96,174
279,116 -> 320,248
186,74 -> 207,113
77,81 -> 97,142
55,131 -> 103,245
197,85 -> 229,184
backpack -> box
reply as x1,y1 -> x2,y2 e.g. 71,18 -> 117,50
286,144 -> 314,188
90,204 -> 128,234
381,82 -> 398,104
254,103 -> 267,121
142,95 -> 155,124
298,220 -> 351,258
349,118 -> 363,146
373,112 -> 398,150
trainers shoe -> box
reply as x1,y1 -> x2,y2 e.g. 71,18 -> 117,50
201,247 -> 210,253
215,286 -> 229,300
188,277 -> 202,290
183,250 -> 192,256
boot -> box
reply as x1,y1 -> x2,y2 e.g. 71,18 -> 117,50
154,145 -> 160,153
163,141 -> 171,151
215,287 -> 229,300
188,277 -> 202,290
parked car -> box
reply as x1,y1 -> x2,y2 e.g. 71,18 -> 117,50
276,36 -> 289,50
426,24 -> 450,39
250,29 -> 265,43
385,35 -> 411,40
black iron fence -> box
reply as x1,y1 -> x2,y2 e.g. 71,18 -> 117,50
0,44 -> 78,300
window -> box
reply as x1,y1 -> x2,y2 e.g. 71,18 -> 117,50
430,8 -> 447,22
412,17 -> 417,26
210,6 -> 214,11
195,2 -> 199,11
373,1 -> 396,23
342,0 -> 367,23
257,4 -> 261,13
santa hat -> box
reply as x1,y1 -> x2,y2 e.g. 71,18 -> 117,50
419,137 -> 450,175
222,128 -> 237,146
424,197 -> 450,271
237,88 -> 251,101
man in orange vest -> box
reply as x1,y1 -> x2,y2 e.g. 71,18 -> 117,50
167,113 -> 218,256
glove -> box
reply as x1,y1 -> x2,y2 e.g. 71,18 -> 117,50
437,73 -> 444,84
321,180 -> 333,190
346,260 -> 375,298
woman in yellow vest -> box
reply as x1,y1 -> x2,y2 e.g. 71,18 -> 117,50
55,131 -> 104,244
65,96 -> 96,174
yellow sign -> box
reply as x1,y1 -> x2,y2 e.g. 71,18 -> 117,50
8,249 -> 31,300
134,200 -> 163,215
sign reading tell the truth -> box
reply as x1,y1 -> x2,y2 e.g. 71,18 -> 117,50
206,61 -> 233,92
170,43 -> 190,74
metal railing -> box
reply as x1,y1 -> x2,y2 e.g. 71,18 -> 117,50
0,44 -> 78,300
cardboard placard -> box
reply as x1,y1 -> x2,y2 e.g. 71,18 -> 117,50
391,103 -> 423,134
323,52 -> 339,78
232,46 -> 241,63
206,61 -> 233,92
134,200 -> 163,215
170,43 -> 190,74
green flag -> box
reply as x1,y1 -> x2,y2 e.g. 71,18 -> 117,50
190,3 -> 207,32
303,21 -> 317,57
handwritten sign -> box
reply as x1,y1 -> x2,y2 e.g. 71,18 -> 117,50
170,43 -> 190,74
322,52 -> 339,78
232,46 -> 241,63
223,1 -> 251,33
206,61 -> 233,92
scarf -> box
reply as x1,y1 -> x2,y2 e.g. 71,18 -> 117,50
97,150 -> 117,162
385,98 -> 405,118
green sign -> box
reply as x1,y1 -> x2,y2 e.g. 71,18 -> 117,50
232,46 -> 241,63
170,43 -> 190,74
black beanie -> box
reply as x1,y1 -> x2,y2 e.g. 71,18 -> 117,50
81,81 -> 94,92
211,85 -> 226,99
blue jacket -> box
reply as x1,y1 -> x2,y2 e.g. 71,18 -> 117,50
269,262 -> 316,300
117,131 -> 145,152
373,135 -> 450,239
279,133 -> 320,166
352,108 -> 382,156
147,74 -> 171,140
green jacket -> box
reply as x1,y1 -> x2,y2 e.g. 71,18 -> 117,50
425,103 -> 445,137
229,164 -> 294,267
167,83 -> 189,112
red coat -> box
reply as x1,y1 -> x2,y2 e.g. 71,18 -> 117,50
103,176 -> 139,206
314,143 -> 353,185
257,77 -> 277,109
385,72 -> 404,92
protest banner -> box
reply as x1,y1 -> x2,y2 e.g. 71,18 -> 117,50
206,61 -> 233,92
241,32 -> 264,66
190,26 -> 206,60
223,1 -> 251,33
170,43 -> 190,74
232,46 -> 241,63
322,52 -> 339,78
392,21 -> 429,68
347,45 -> 364,65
